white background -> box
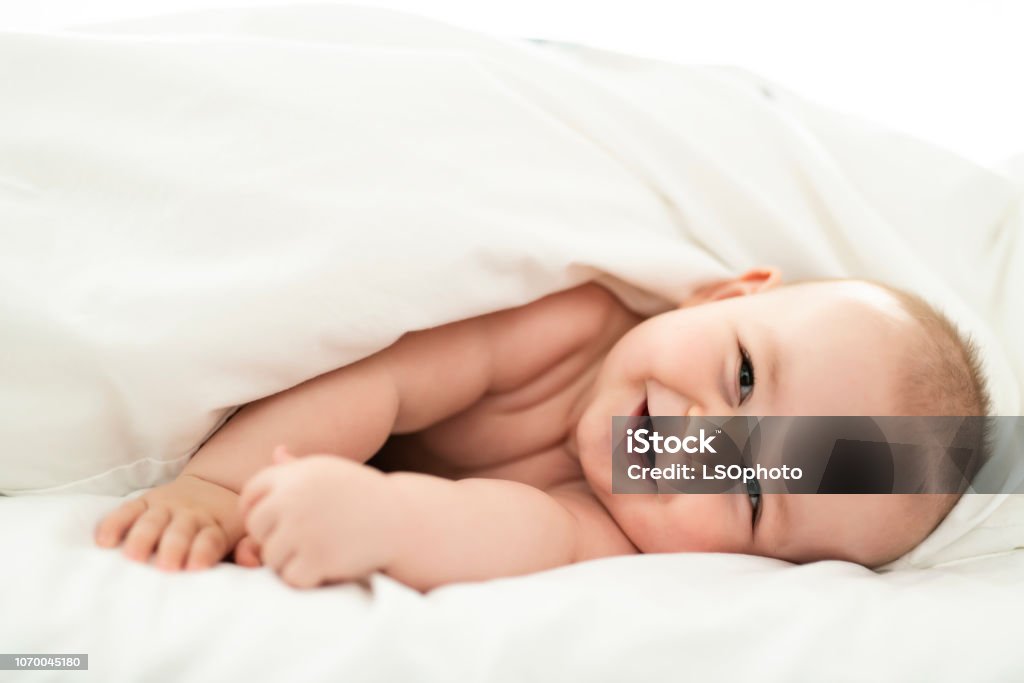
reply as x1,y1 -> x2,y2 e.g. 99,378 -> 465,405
2,0 -> 1023,167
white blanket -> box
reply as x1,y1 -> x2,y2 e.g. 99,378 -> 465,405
1,5 -> 1023,679
3,492 -> 1024,681
2,4 -> 1020,495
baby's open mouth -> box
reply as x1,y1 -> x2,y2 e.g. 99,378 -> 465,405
630,399 -> 656,467
638,400 -> 653,430
631,399 -> 648,419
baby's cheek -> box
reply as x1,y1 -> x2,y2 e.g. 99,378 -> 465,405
636,496 -> 750,554
609,325 -> 662,380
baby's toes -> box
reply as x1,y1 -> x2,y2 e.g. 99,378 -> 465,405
155,514 -> 199,571
122,507 -> 171,562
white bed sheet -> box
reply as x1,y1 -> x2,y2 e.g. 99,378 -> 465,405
3,493 -> 1024,682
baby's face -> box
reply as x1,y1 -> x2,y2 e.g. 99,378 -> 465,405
576,275 -> 947,566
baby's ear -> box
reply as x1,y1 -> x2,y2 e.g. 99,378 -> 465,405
682,267 -> 782,307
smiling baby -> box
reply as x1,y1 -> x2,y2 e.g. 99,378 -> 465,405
94,268 -> 990,590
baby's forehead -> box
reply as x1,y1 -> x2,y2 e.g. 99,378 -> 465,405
777,280 -> 915,328
754,282 -> 919,415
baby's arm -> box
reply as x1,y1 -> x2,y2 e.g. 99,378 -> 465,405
96,284 -> 613,570
384,475 -> 637,590
95,315 -> 496,569
240,450 -> 636,590
93,357 -> 401,568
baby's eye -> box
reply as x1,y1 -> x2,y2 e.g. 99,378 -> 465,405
738,345 -> 755,404
746,477 -> 762,524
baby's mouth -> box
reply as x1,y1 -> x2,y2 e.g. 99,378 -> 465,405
631,398 -> 649,419
631,399 -> 656,467
632,398 -> 653,426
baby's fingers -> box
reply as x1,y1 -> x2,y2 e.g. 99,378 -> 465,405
155,513 -> 199,571
185,526 -> 229,571
95,498 -> 147,548
233,535 -> 263,568
122,507 -> 171,562
238,470 -> 276,520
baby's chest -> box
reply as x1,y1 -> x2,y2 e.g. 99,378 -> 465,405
372,350 -> 599,488
372,282 -> 641,487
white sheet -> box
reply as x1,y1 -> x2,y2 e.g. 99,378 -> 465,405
3,493 -> 1023,682
1,6 -> 1023,680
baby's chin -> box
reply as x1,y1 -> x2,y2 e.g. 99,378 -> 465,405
610,494 -> 753,555
573,424 -> 612,490
573,393 -> 609,451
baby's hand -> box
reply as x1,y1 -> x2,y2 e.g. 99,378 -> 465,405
238,446 -> 396,589
95,474 -> 245,571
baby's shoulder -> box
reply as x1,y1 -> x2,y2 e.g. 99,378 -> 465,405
489,282 -> 624,330
481,283 -> 638,392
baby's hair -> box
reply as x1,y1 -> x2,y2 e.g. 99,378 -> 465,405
864,281 -> 994,514
786,277 -> 994,525
873,283 -> 992,419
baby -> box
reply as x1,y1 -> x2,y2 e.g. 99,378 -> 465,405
94,267 -> 991,590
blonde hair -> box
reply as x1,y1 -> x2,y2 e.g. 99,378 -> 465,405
787,277 -> 994,525
868,282 -> 993,523
871,282 -> 991,419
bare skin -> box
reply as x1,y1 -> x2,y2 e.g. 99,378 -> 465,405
95,268 -> 947,590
